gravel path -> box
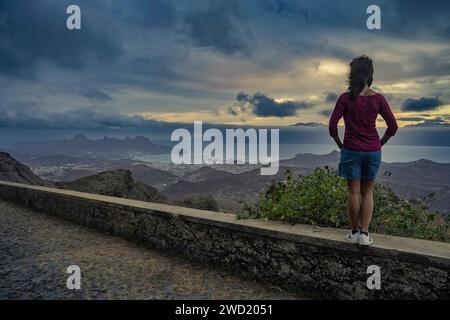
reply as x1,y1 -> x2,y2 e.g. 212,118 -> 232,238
0,200 -> 299,300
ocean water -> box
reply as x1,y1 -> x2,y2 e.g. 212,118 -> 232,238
134,144 -> 450,164
280,144 -> 450,163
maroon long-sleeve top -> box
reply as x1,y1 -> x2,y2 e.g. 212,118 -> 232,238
328,92 -> 398,151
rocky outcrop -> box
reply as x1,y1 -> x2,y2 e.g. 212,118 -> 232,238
56,169 -> 167,203
56,168 -> 220,210
179,195 -> 219,211
0,152 -> 49,186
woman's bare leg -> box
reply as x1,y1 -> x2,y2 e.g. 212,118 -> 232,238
360,179 -> 375,232
347,180 -> 361,230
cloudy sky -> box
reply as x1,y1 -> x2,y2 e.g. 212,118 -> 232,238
1,0 -> 450,130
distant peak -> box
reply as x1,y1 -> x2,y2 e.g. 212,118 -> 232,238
71,134 -> 89,141
134,136 -> 150,141
294,149 -> 340,159
289,122 -> 325,127
0,151 -> 13,160
414,158 -> 435,164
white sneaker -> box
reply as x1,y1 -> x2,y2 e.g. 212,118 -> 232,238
358,232 -> 374,246
346,231 -> 359,244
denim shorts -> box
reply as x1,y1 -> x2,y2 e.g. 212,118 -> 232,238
338,149 -> 381,180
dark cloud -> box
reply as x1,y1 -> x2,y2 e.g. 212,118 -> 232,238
401,97 -> 443,112
398,116 -> 426,121
0,0 -> 450,130
0,103 -> 160,129
260,0 -> 450,44
399,50 -> 450,80
405,117 -> 449,128
1,1 -> 450,79
119,0 -> 176,29
323,92 -> 338,103
261,0 -> 310,18
442,25 -> 450,39
319,109 -> 332,117
290,122 -> 325,127
0,0 -> 121,78
77,86 -> 112,103
227,107 -> 239,116
184,1 -> 250,55
230,92 -> 314,118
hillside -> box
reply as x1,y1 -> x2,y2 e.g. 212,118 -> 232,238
127,164 -> 180,190
0,152 -> 50,186
56,169 -> 167,203
182,166 -> 234,182
162,166 -> 295,212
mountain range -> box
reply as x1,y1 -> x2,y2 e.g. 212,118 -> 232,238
9,134 -> 171,157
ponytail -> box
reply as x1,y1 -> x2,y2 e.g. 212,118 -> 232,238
347,55 -> 374,100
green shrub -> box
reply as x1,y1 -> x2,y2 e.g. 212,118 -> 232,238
237,168 -> 449,243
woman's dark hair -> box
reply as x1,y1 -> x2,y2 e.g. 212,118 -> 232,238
347,55 -> 374,100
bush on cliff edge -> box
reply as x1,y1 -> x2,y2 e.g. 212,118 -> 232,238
238,168 -> 449,243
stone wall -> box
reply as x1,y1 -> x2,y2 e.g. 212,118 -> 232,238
0,180 -> 448,299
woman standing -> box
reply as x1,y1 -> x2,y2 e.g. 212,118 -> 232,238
329,55 -> 398,246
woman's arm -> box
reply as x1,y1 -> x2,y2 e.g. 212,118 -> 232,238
378,95 -> 398,147
329,94 -> 345,149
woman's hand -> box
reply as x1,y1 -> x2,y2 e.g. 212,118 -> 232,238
332,136 -> 343,149
380,133 -> 392,147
